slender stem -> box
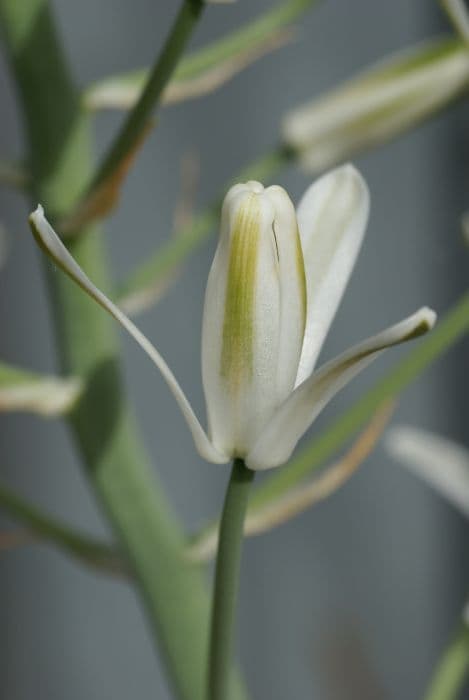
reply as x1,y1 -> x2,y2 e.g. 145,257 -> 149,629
84,0 -> 204,201
425,622 -> 469,700
208,459 -> 255,700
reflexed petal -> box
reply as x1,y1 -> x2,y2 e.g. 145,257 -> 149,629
295,164 -> 370,385
29,206 -> 227,465
387,425 -> 469,518
202,182 -> 306,458
247,307 -> 436,470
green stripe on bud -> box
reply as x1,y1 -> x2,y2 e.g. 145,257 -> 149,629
221,194 -> 261,391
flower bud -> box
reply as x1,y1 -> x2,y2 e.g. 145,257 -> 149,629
202,182 -> 307,458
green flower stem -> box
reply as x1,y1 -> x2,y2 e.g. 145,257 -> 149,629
0,481 -> 126,575
0,2 -> 246,699
425,622 -> 469,700
83,0 -> 205,209
208,459 -> 255,700
117,143 -> 293,305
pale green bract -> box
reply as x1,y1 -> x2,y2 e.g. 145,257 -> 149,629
29,165 -> 436,470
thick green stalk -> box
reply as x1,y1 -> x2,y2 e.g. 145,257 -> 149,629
0,2 -> 245,699
425,623 -> 469,700
208,460 -> 254,700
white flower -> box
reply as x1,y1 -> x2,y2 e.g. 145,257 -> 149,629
29,164 -> 436,470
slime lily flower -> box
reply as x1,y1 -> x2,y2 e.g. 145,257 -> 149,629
29,165 -> 435,470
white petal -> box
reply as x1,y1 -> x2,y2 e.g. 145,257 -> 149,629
387,425 -> 469,518
29,206 -> 227,465
247,307 -> 436,470
295,164 -> 370,385
263,185 -> 307,397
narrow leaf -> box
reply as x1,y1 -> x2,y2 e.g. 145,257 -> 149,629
0,362 -> 82,416
189,402 -> 394,562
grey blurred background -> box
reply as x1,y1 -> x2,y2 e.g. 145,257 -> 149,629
1,1 -> 469,698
